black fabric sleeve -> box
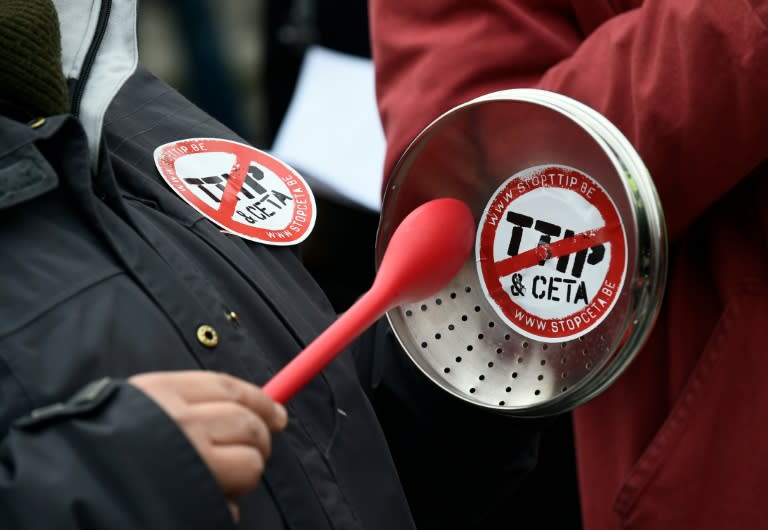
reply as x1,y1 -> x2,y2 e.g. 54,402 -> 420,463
0,379 -> 235,530
353,320 -> 550,530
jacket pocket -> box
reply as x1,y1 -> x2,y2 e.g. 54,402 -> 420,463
614,281 -> 768,529
0,273 -> 198,416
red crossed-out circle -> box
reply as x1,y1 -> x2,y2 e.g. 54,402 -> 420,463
154,138 -> 316,246
476,166 -> 627,341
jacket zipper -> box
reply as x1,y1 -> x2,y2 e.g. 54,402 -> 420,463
70,0 -> 113,117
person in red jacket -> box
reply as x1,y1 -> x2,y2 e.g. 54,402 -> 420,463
371,1 -> 768,529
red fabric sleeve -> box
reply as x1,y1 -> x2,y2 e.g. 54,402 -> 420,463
371,0 -> 768,240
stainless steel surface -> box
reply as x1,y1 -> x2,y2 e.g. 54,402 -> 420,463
376,89 -> 667,416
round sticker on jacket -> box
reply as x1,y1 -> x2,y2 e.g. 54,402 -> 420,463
476,165 -> 627,343
154,138 -> 316,246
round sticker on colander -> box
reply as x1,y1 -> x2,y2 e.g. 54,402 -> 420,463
476,165 -> 627,342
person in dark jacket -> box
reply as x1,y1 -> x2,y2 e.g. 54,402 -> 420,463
0,1 -> 542,529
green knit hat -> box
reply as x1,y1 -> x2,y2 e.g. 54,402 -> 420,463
0,0 -> 69,118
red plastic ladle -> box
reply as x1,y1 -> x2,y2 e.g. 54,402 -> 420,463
263,198 -> 476,403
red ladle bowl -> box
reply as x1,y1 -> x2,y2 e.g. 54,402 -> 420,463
263,198 -> 475,403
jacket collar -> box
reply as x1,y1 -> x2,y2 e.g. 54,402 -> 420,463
53,0 -> 138,166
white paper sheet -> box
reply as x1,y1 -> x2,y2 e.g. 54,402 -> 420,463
270,45 -> 385,212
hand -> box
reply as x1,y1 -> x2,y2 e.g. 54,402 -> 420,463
128,371 -> 288,522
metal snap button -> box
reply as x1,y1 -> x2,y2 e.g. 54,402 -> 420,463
28,117 -> 46,129
196,325 -> 219,348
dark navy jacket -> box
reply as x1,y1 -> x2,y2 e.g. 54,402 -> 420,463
0,67 -> 541,529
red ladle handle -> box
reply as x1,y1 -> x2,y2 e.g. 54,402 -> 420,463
263,285 -> 393,403
263,198 -> 476,403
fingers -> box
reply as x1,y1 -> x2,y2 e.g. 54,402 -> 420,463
128,369 -> 290,515
207,445 -> 267,497
228,501 -> 240,524
128,370 -> 288,507
179,402 -> 273,497
131,371 -> 287,431
189,401 -> 272,454
207,373 -> 287,432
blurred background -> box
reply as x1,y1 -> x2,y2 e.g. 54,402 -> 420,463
139,0 -> 377,314
138,1 -> 582,528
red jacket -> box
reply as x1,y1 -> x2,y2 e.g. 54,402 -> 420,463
371,1 -> 768,528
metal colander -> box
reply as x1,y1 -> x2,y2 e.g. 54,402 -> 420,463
376,89 -> 667,417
